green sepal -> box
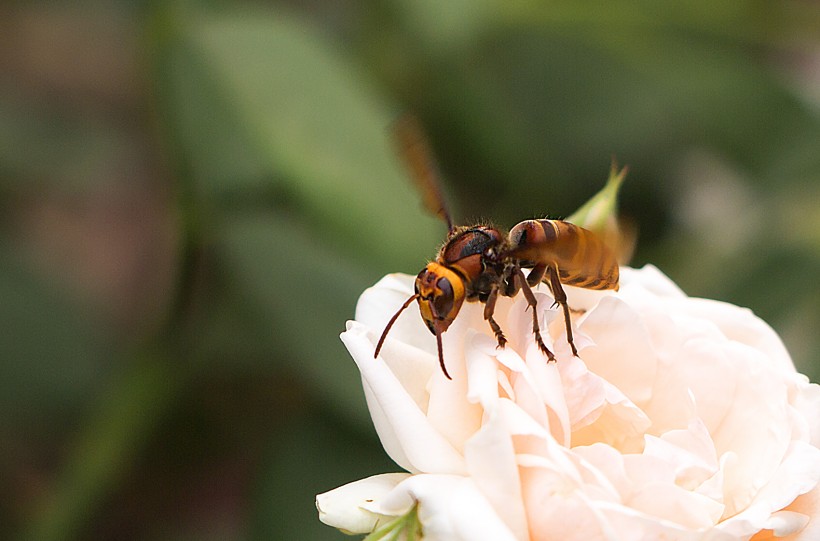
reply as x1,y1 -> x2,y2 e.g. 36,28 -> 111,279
566,161 -> 628,235
362,504 -> 422,541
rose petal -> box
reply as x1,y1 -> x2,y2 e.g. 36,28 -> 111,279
620,265 -> 688,299
571,380 -> 652,453
355,274 -> 434,354
592,500 -> 717,541
573,443 -> 631,498
520,457 -> 622,541
664,297 -> 794,373
425,330 -> 484,454
626,478 -> 725,529
374,474 -> 520,541
579,296 -> 659,404
555,355 -> 607,430
640,418 -> 719,492
522,344 -> 572,445
464,407 -> 529,540
786,484 -> 820,540
793,377 -> 820,448
342,322 -> 466,474
717,441 -> 820,537
504,291 -> 558,358
465,331 -> 504,410
316,473 -> 410,533
762,510 -> 810,537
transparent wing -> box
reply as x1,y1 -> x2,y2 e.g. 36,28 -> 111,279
391,115 -> 454,232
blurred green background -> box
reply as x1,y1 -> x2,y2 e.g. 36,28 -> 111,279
2,1 -> 819,539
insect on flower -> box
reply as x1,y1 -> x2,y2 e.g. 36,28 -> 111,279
374,116 -> 620,379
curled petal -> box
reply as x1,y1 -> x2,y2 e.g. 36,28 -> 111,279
316,473 -> 410,534
717,441 -> 820,538
787,484 -> 820,541
342,322 -> 466,474
793,378 -> 820,448
464,405 -> 529,539
373,474 -> 520,541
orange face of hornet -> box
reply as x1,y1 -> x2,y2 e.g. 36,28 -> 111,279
414,262 -> 466,336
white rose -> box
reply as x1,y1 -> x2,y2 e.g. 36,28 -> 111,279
317,265 -> 820,540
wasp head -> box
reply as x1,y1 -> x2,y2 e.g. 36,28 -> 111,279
374,263 -> 466,380
415,263 -> 466,335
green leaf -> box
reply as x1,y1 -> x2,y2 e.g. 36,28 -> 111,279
401,22 -> 820,225
213,213 -> 376,428
153,7 -> 443,270
386,0 -> 497,53
19,355 -> 179,541
251,410 -> 396,541
0,91 -> 137,194
0,247 -> 108,417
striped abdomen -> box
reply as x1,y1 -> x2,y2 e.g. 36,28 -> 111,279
508,219 -> 619,290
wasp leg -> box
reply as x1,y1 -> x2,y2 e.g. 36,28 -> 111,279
484,285 -> 507,348
514,268 -> 555,362
525,263 -> 547,288
546,265 -> 577,357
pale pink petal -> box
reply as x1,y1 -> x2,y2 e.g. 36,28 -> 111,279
619,265 -> 688,299
659,418 -> 718,467
518,441 -> 587,489
504,291 -> 559,358
496,345 -> 530,375
793,377 -> 820,447
375,474 -> 520,541
522,344 -> 572,445
593,501 -> 722,541
368,334 -> 435,411
465,331 -> 504,410
464,408 -> 529,540
572,443 -> 632,500
641,418 -> 719,491
508,372 -> 552,445
341,322 -> 466,474
571,380 -> 651,453
520,458 -> 621,541
316,473 -> 410,533
554,355 -> 607,431
647,335 -> 737,435
425,331 -> 483,454
560,284 -> 619,313
579,296 -> 659,404
664,296 -> 794,373
717,441 -> 820,538
627,480 -> 724,529
762,510 -> 810,537
499,398 -> 551,439
355,274 -> 434,355
786,484 -> 820,540
702,346 -> 794,517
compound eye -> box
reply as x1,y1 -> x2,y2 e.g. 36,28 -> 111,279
433,277 -> 455,319
414,268 -> 428,295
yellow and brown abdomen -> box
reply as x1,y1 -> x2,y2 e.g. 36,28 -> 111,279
508,219 -> 619,290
